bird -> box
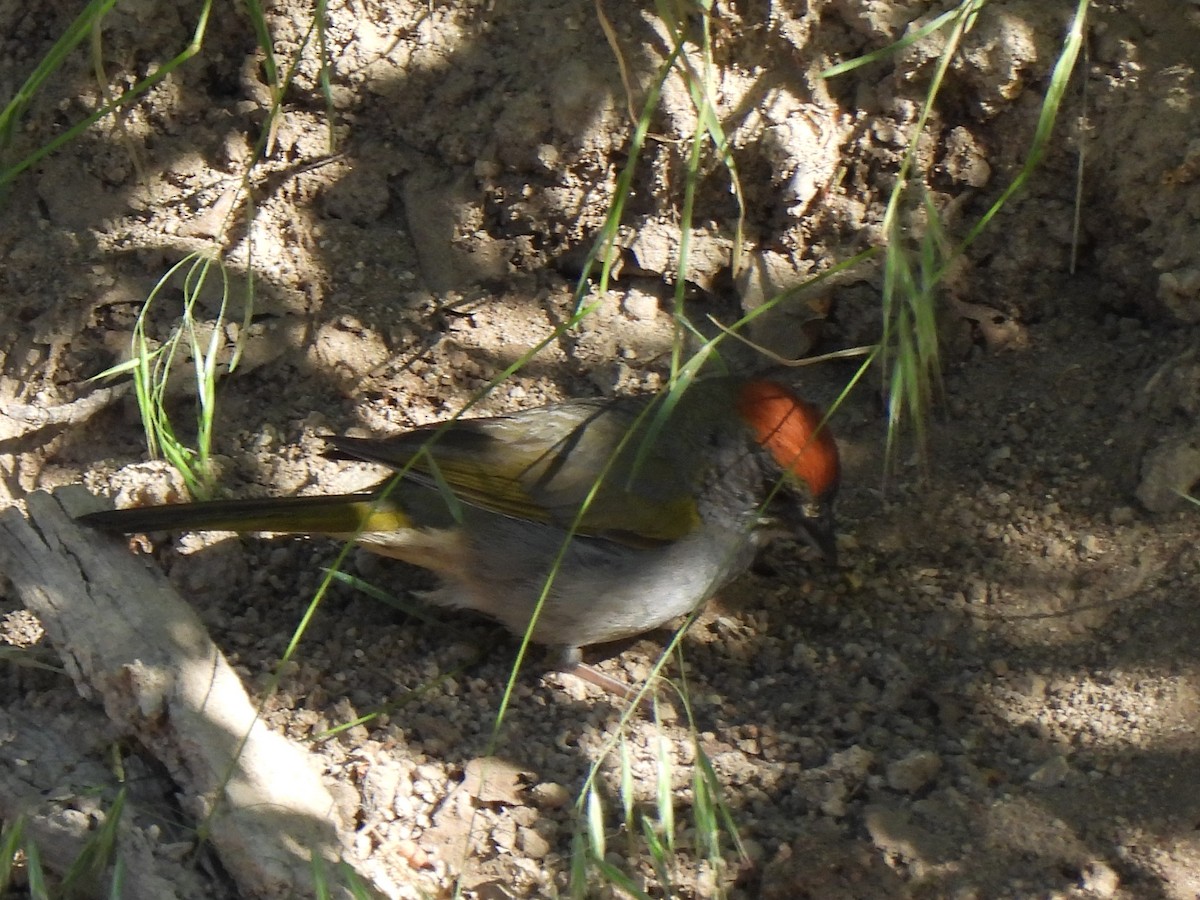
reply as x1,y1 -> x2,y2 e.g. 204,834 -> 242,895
78,376 -> 840,694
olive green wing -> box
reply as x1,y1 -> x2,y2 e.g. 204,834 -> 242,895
331,397 -> 703,545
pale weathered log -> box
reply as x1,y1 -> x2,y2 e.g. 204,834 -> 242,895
0,705 -> 218,900
0,486 -> 378,899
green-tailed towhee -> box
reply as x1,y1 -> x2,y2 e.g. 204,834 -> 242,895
79,377 -> 840,685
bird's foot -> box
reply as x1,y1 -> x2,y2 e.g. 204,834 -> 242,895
554,647 -> 660,714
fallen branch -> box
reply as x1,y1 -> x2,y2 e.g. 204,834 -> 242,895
0,486 -> 379,899
0,705 -> 214,899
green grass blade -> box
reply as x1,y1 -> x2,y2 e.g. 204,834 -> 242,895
586,788 -> 606,860
0,0 -> 213,189
820,6 -> 964,78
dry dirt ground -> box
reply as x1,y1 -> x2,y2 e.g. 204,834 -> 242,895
3,0 -> 1200,897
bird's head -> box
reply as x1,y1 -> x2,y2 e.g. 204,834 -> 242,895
735,379 -> 841,563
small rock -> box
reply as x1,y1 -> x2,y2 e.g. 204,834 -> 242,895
819,792 -> 847,818
519,826 -> 551,859
886,750 -> 942,794
491,818 -> 518,851
529,782 -> 571,809
864,806 -> 927,863
1028,754 -> 1072,788
621,288 -> 660,321
829,745 -> 874,778
1158,267 -> 1200,324
1080,859 -> 1120,897
966,578 -> 989,605
1137,435 -> 1200,512
463,757 -> 533,805
1014,672 -> 1048,700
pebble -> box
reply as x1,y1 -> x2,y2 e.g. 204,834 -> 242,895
530,782 -> 571,809
1080,859 -> 1120,897
886,750 -> 943,794
1014,672 -> 1048,700
967,579 -> 989,604
863,805 -> 936,864
519,826 -> 552,859
621,288 -> 660,321
1028,754 -> 1072,788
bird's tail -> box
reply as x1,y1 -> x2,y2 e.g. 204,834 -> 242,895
76,493 -> 413,537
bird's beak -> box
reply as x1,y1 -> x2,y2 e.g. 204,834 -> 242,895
796,499 -> 838,566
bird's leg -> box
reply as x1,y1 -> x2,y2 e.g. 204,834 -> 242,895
554,646 -> 656,711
